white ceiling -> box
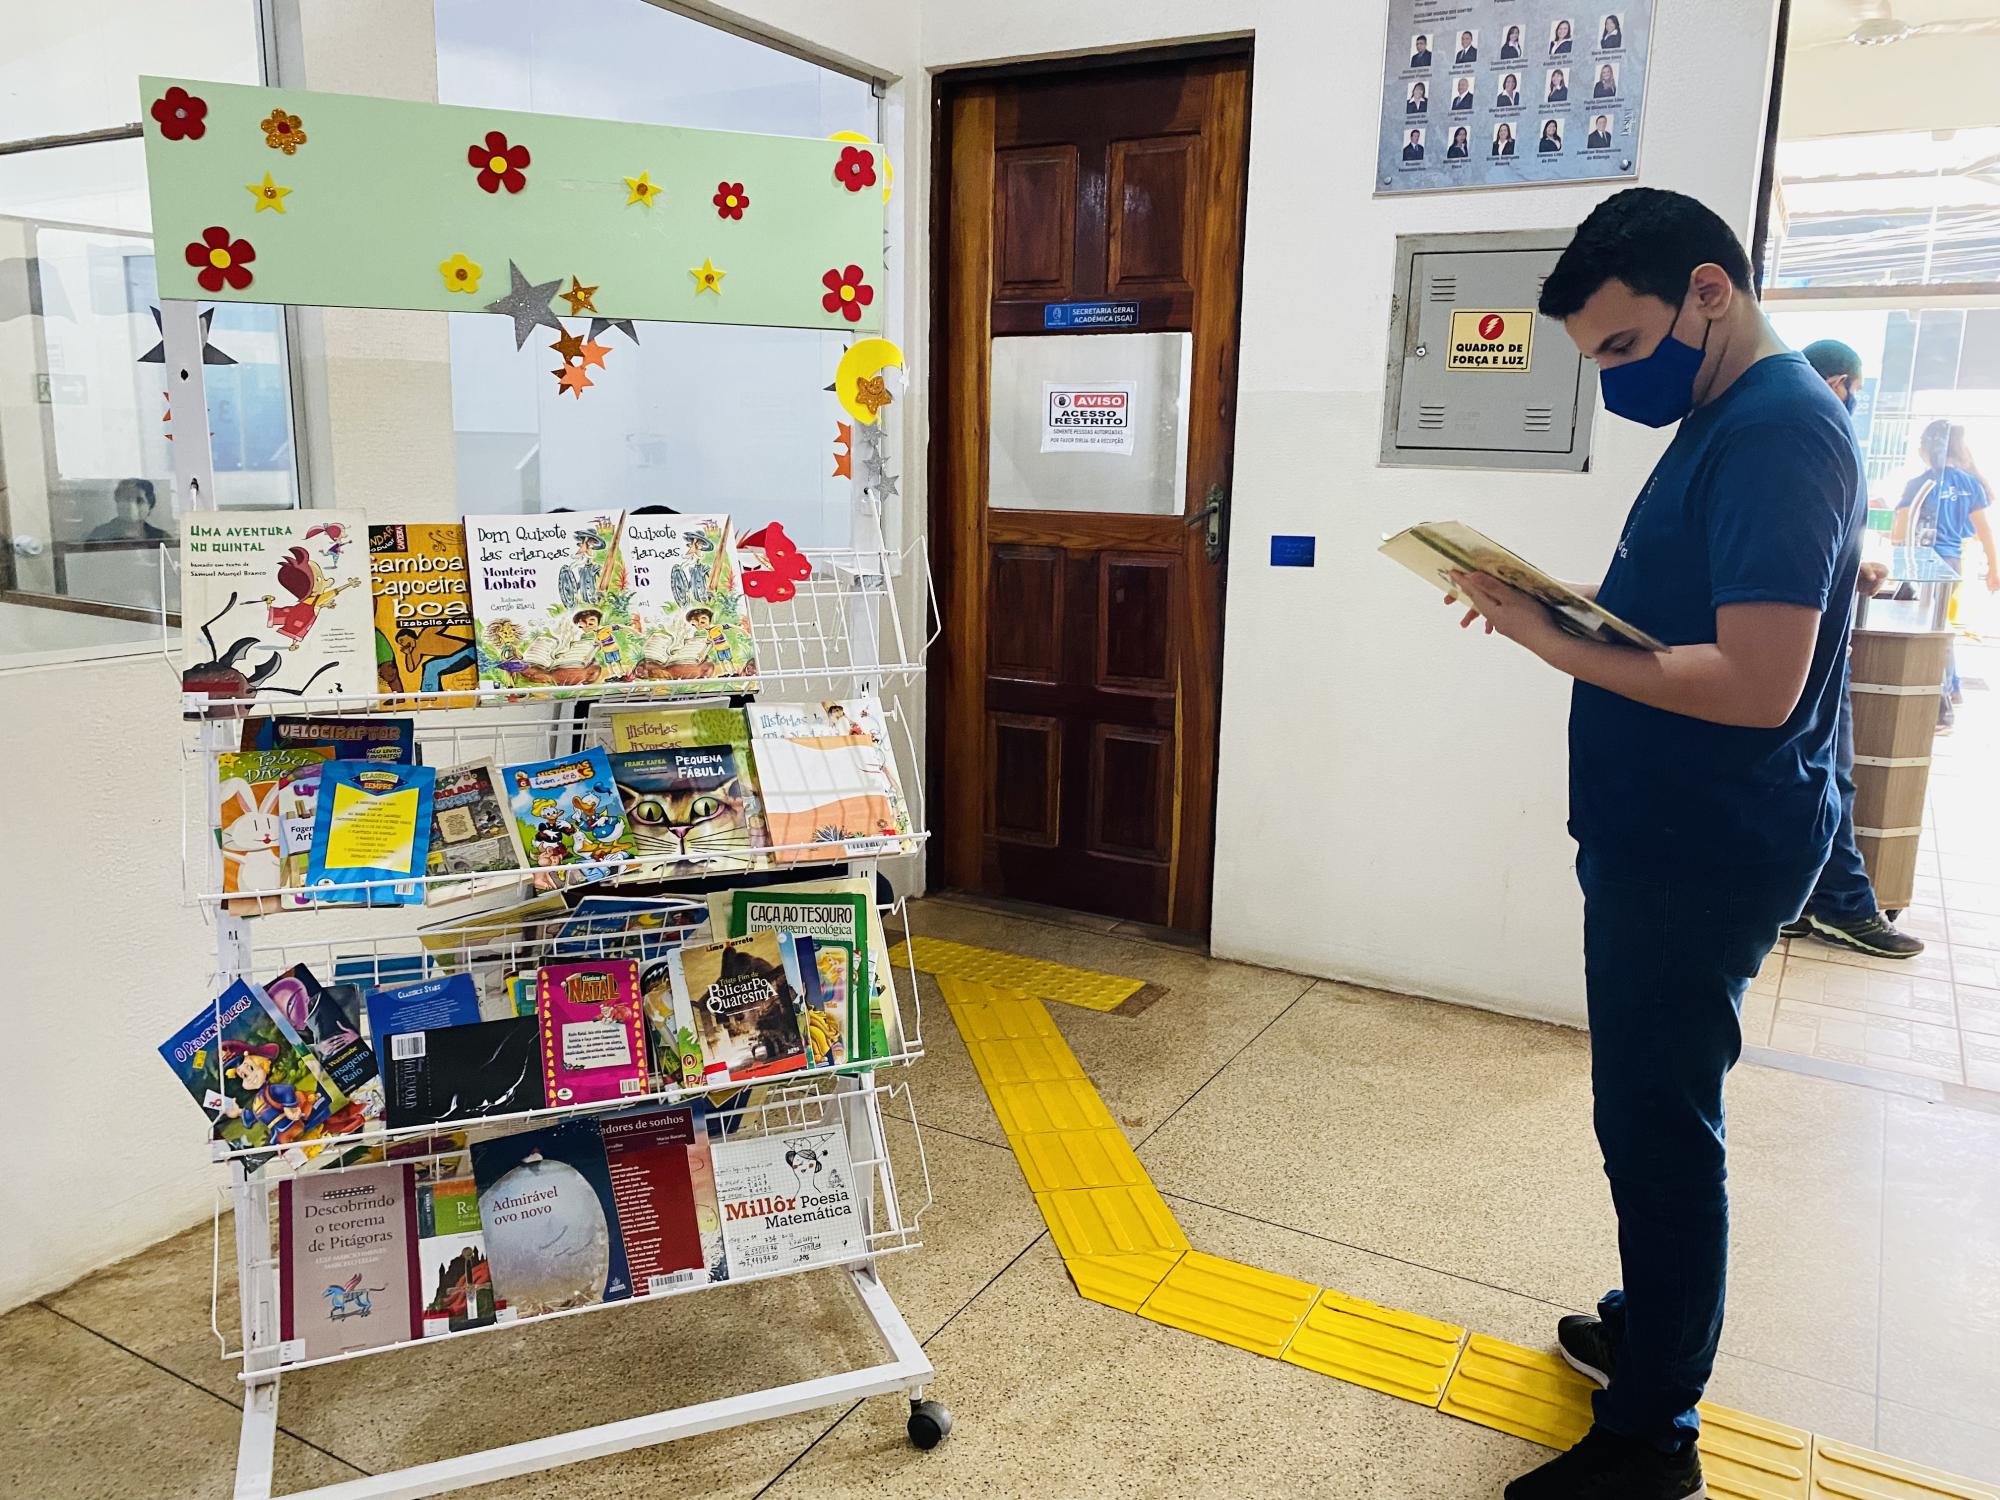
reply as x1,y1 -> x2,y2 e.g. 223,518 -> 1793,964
1782,0 -> 2000,139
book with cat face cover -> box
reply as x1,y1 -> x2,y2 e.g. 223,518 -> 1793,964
535,960 -> 647,1107
600,703 -> 773,866
668,931 -> 809,1083
610,745 -> 760,875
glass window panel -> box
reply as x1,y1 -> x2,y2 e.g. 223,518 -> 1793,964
987,333 -> 1193,516
435,0 -> 880,547
0,135 -> 296,655
0,1 -> 262,145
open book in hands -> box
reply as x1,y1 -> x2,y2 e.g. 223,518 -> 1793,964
1380,521 -> 1667,652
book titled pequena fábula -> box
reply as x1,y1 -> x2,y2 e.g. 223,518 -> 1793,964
1380,521 -> 1667,651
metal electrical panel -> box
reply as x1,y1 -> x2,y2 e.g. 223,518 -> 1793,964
1380,229 -> 1597,472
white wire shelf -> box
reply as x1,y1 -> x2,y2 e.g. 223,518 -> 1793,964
194,891 -> 929,1165
211,1077 -> 931,1380
166,539 -> 938,718
182,691 -> 929,912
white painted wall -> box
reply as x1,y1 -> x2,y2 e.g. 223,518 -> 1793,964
922,0 -> 1783,1024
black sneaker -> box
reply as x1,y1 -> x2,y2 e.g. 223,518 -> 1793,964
1806,912 -> 1925,959
1557,1314 -> 1616,1389
1505,1427 -> 1706,1499
1779,918 -> 1812,940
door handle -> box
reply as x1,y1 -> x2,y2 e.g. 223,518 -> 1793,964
1185,485 -> 1227,564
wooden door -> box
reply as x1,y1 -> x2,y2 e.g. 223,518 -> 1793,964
933,53 -> 1250,933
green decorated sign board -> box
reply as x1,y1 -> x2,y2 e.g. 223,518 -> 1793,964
140,77 -> 885,334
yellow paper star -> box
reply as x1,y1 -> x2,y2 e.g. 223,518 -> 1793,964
690,258 -> 726,295
246,172 -> 291,213
439,253 -> 483,294
559,276 -> 599,316
625,172 -> 661,207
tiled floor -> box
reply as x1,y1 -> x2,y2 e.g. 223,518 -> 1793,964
6,896 -> 1999,1498
1750,636 -> 2000,1094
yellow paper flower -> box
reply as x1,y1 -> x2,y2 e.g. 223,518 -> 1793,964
439,253 -> 483,294
625,172 -> 661,207
245,173 -> 290,214
261,109 -> 306,154
689,257 -> 726,295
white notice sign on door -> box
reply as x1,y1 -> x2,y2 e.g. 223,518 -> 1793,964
1041,382 -> 1136,454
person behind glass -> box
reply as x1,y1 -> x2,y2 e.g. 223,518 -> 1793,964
1407,80 -> 1428,113
1602,12 -> 1625,48
86,478 -> 172,543
1449,187 -> 1864,1500
1411,33 -> 1432,67
1447,125 -> 1471,160
1493,122 -> 1517,157
1402,127 -> 1425,162
1549,67 -> 1570,102
1501,23 -> 1524,59
1893,418 -> 1998,733
1588,115 -> 1613,148
1552,18 -> 1575,54
1456,28 -> 1479,62
1452,76 -> 1476,111
1595,62 -> 1619,98
1773,339 -> 1925,959
1540,118 -> 1564,152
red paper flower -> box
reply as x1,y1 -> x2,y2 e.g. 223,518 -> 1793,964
150,87 -> 208,142
834,146 -> 877,193
713,181 -> 749,220
468,130 -> 530,194
821,264 -> 874,323
185,227 -> 255,293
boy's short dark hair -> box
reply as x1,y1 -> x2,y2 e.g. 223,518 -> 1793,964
573,608 -> 602,625
1801,339 -> 1862,383
1538,187 -> 1754,319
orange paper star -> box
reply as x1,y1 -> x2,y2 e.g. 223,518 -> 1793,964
556,363 -> 594,398
852,373 -> 893,416
551,329 -> 587,362
559,276 -> 599,316
578,339 -> 610,370
833,420 -> 853,478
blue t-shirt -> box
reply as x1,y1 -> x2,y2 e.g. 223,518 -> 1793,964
1570,352 -> 1864,872
1897,465 -> 1988,562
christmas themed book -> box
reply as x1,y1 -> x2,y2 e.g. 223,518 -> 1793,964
369,522 -> 478,708
744,696 -> 915,861
278,1163 -> 422,1361
465,511 -> 635,694
180,510 -> 372,704
383,1015 -> 545,1130
215,748 -> 333,916
472,1118 -> 633,1316
305,761 -> 436,906
502,748 -> 634,891
610,745 -> 761,874
619,514 -> 759,687
668,931 -> 810,1083
535,960 -> 648,1107
711,1122 -> 865,1276
600,1106 -> 713,1295
425,759 -> 528,904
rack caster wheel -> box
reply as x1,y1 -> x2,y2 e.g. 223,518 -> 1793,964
907,1399 -> 952,1450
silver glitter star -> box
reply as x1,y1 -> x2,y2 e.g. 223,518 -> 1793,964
588,317 -> 639,345
873,472 -> 900,501
484,261 -> 563,349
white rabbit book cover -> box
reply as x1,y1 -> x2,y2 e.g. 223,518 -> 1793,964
215,748 -> 334,914
180,511 -> 373,702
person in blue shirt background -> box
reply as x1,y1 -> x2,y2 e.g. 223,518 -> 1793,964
1893,418 -> 1998,731
1446,188 -> 1862,1500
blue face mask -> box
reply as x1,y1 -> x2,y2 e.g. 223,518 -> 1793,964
1598,292 -> 1712,428
1842,389 -> 1858,415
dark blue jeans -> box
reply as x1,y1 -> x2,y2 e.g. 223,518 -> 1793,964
1806,695 -> 1877,923
1577,850 -> 1820,1449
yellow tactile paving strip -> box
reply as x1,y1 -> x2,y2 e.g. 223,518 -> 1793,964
936,969 -> 1994,1493
913,937 -> 1144,1012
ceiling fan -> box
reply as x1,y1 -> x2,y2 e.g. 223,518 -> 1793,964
1809,0 -> 2000,46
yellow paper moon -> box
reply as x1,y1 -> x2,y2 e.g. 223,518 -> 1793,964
829,130 -> 892,203
835,336 -> 904,426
